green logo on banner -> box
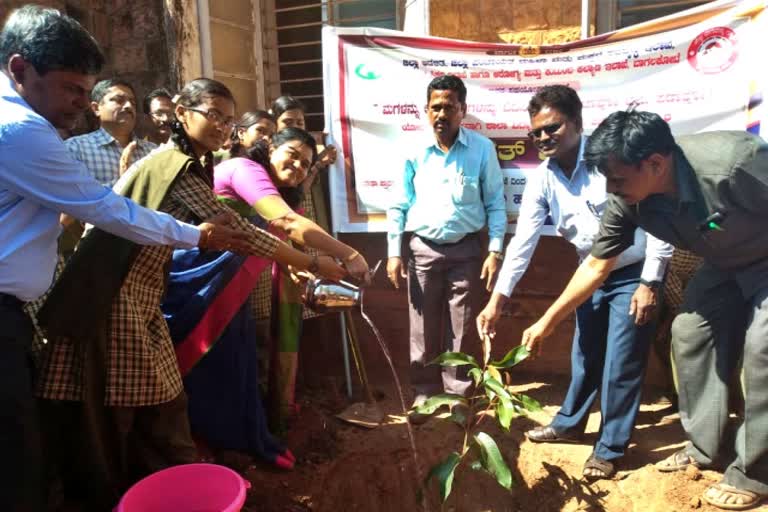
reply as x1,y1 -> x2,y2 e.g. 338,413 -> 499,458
355,64 -> 380,80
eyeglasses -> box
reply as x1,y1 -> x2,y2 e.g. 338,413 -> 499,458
527,122 -> 563,139
185,107 -> 236,129
150,111 -> 173,121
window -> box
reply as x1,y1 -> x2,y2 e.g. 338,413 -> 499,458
274,0 -> 400,131
597,0 -> 713,34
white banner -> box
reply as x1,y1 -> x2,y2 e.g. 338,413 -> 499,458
323,0 -> 768,233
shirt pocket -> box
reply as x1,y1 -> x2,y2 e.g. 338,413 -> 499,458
452,174 -> 480,204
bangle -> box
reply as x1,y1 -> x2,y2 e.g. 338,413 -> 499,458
345,250 -> 360,263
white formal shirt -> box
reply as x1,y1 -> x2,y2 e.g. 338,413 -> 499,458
494,136 -> 672,297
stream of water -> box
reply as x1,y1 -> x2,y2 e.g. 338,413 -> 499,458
359,288 -> 430,512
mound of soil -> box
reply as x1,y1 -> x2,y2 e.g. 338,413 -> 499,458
236,377 -> 766,512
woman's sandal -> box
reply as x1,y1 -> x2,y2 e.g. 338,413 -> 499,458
583,454 -> 615,480
656,448 -> 699,473
703,483 -> 764,511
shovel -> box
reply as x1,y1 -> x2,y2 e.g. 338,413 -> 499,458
335,309 -> 385,428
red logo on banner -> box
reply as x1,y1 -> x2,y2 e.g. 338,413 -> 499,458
687,27 -> 738,74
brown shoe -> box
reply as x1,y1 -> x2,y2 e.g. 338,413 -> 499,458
525,425 -> 582,443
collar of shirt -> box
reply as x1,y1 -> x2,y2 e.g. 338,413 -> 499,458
1,72 -> 41,123
91,126 -> 144,149
631,145 -> 700,216
425,126 -> 469,155
674,147 -> 707,218
545,135 -> 589,182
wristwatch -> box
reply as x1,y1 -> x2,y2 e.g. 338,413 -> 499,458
639,278 -> 661,291
308,255 -> 320,274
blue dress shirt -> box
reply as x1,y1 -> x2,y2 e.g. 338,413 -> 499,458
494,136 -> 673,297
66,127 -> 156,186
387,127 -> 507,257
0,73 -> 200,301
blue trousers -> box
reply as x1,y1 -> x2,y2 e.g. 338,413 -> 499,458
550,261 -> 654,461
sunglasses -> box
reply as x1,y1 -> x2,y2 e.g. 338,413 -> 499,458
527,122 -> 563,139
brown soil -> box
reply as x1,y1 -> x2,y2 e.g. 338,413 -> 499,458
236,375 -> 767,512
230,276 -> 767,512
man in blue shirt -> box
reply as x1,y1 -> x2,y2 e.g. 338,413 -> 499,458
0,6 -> 253,509
477,86 -> 672,479
387,75 -> 506,420
65,78 -> 156,186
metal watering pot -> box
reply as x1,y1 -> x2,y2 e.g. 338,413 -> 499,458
304,278 -> 362,313
302,260 -> 381,313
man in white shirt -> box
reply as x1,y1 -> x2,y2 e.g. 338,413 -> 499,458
477,85 -> 672,479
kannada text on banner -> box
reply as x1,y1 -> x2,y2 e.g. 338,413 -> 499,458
322,0 -> 767,233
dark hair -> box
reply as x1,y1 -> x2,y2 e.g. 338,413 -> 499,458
426,75 -> 467,104
270,96 -> 305,120
528,85 -> 583,129
229,110 -> 275,157
585,110 -> 676,174
0,5 -> 104,75
243,127 -> 317,209
90,78 -> 135,103
143,87 -> 172,114
170,78 -> 236,179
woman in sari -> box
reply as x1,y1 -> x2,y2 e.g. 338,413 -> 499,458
35,78 -> 346,509
163,127 -> 369,469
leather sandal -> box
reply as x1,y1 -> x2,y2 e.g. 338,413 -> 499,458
525,425 -> 582,444
583,453 -> 615,480
656,448 -> 699,473
703,483 -> 764,510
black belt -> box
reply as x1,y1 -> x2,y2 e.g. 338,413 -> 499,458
414,231 -> 480,246
0,292 -> 23,309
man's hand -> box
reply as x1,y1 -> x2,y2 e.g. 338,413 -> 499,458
480,252 -> 501,291
476,295 -> 505,339
629,283 -> 658,325
521,316 -> 555,358
198,213 -> 254,254
387,257 -> 407,289
119,141 -> 138,177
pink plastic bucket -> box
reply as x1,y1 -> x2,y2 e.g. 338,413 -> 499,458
116,463 -> 250,512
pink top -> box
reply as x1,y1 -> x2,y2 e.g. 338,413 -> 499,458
213,157 -> 279,205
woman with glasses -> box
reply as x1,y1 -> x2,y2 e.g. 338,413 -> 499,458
35,78 -> 346,508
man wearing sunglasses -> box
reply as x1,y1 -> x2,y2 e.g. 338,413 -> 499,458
477,85 -> 672,480
515,109 -> 768,510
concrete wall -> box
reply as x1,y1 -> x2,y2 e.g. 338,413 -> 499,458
430,0 -> 596,43
1,0 -> 180,135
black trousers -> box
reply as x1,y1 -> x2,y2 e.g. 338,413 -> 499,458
0,295 -> 44,512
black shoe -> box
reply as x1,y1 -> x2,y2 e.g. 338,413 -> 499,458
525,425 -> 582,443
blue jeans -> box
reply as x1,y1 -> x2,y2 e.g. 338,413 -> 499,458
550,261 -> 654,461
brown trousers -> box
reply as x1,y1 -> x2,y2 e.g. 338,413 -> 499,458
407,234 -> 482,398
41,392 -> 197,511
